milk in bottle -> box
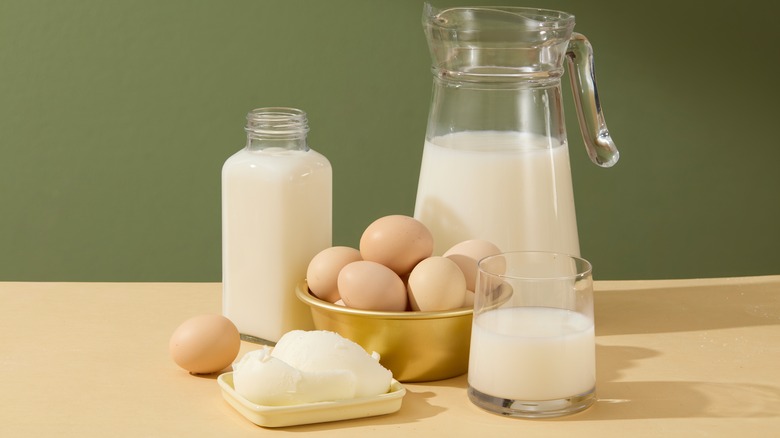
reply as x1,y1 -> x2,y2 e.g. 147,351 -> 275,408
222,108 -> 331,344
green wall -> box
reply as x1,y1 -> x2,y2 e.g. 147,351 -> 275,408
1,0 -> 778,281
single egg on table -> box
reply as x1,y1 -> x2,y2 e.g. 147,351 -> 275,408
169,314 -> 240,374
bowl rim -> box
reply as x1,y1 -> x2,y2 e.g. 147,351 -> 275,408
296,281 -> 473,320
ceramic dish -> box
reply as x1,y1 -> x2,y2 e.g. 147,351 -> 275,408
217,372 -> 406,428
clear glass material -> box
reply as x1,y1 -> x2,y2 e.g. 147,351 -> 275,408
245,107 -> 309,151
414,3 -> 618,257
467,251 -> 595,418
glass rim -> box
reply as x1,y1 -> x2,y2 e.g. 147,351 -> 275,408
424,4 -> 575,31
477,251 -> 592,281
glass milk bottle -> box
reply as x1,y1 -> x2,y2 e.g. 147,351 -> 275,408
222,107 -> 332,344
414,4 -> 619,257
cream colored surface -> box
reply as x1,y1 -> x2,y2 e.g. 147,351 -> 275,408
1,277 -> 779,437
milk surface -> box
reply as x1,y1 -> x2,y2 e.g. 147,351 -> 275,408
468,307 -> 595,401
222,147 -> 331,343
414,131 -> 580,256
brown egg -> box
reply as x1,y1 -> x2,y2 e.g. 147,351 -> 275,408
407,256 -> 467,311
338,261 -> 407,311
462,290 -> 475,308
359,215 -> 434,277
443,239 -> 502,292
169,314 -> 240,374
306,246 -> 362,303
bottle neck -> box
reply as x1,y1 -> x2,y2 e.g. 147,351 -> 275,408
245,107 -> 309,151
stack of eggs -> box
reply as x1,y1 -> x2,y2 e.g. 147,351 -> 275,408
306,215 -> 500,312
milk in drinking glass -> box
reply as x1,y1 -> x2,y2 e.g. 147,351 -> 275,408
467,251 -> 596,418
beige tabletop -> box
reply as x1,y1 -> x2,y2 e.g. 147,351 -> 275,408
2,277 -> 779,437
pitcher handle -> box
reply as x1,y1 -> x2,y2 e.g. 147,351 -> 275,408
566,32 -> 620,167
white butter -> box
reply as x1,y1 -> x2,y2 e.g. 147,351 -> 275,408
232,331 -> 393,406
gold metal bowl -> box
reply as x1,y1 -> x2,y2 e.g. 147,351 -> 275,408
295,281 -> 473,382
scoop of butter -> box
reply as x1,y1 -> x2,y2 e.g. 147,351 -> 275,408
232,330 -> 393,406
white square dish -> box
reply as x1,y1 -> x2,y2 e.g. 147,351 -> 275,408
217,372 -> 406,428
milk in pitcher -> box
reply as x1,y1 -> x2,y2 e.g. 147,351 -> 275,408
414,131 -> 580,256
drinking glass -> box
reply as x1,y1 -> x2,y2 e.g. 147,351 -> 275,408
467,251 -> 595,418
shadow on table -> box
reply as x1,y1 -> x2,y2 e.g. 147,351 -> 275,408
558,344 -> 780,421
579,379 -> 780,421
595,280 -> 780,336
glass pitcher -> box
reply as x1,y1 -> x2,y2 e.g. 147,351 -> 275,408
414,3 -> 619,257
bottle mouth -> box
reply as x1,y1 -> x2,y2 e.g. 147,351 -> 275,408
245,107 -> 309,138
